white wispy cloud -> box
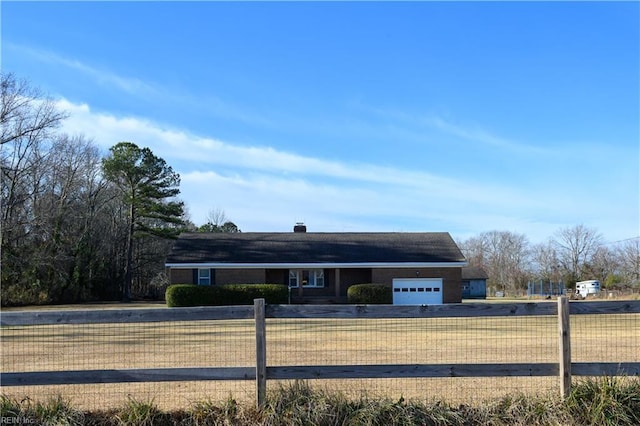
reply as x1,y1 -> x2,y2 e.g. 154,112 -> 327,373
58,101 -> 523,223
349,101 -> 550,156
57,99 -> 532,206
55,98 -> 636,241
7,42 -> 275,127
424,116 -> 549,155
6,42 -> 158,96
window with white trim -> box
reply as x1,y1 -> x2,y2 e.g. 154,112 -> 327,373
288,269 -> 325,288
289,270 -> 298,287
198,268 -> 211,286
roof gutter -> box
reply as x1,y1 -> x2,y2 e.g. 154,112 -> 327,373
165,262 -> 468,269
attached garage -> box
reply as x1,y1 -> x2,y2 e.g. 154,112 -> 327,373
392,278 -> 443,305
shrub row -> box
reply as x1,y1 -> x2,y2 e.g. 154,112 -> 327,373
165,284 -> 288,307
347,283 -> 392,304
167,283 -> 393,307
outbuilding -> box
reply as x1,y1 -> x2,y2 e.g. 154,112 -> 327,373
165,225 -> 467,304
461,266 -> 488,299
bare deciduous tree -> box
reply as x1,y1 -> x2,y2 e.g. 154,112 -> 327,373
552,224 -> 603,283
458,230 -> 530,295
1,130 -> 117,303
1,74 -> 69,304
206,208 -> 229,228
615,238 -> 640,287
1,72 -> 67,145
198,208 -> 241,233
531,241 -> 561,282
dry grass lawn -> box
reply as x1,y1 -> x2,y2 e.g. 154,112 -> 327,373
1,311 -> 638,411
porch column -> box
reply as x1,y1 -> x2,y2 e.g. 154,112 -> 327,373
335,269 -> 341,298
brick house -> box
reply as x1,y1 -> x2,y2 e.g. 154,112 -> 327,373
165,225 -> 467,304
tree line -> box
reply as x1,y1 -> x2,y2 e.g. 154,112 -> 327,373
457,228 -> 640,296
0,73 -> 237,306
1,73 -> 638,305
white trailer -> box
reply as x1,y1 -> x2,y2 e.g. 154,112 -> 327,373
575,280 -> 601,299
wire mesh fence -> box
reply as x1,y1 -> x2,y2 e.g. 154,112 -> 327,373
571,311 -> 640,365
265,316 -> 559,404
0,320 -> 257,410
1,300 -> 639,411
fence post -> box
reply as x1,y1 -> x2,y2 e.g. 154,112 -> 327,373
254,298 -> 267,409
557,295 -> 571,398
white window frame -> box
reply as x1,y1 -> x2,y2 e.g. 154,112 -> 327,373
288,269 -> 325,288
198,268 -> 211,286
289,270 -> 299,288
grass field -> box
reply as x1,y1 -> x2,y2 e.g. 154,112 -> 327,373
2,306 -> 638,411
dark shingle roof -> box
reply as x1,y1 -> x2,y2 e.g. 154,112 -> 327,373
462,266 -> 489,280
166,232 -> 466,265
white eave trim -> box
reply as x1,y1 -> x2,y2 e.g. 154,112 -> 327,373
165,262 -> 468,269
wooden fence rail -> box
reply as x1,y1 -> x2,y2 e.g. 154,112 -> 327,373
2,298 -> 639,408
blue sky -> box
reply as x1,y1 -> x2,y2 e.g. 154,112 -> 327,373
2,1 -> 639,243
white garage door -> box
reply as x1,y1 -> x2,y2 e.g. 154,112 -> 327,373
392,278 -> 443,305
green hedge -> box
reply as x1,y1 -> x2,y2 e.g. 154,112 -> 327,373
347,283 -> 392,304
165,284 -> 219,307
220,284 -> 288,305
166,284 -> 288,307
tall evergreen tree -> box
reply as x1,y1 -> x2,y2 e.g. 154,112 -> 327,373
102,142 -> 184,301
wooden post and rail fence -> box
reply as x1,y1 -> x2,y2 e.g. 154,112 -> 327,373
1,297 -> 639,408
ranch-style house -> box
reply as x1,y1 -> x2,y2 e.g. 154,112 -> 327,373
165,225 -> 467,304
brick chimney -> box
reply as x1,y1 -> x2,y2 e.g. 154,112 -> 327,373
293,223 -> 307,233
